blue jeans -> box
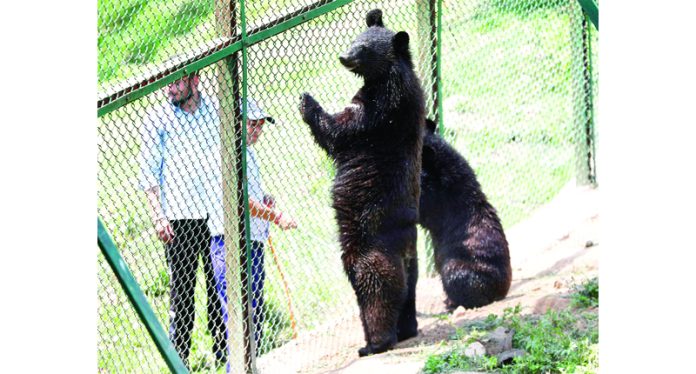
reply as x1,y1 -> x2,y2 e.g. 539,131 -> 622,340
211,237 -> 266,358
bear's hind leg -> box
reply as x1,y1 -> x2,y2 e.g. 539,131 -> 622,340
396,256 -> 418,341
349,250 -> 406,357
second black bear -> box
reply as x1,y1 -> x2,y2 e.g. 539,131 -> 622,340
299,9 -> 425,356
420,119 -> 512,311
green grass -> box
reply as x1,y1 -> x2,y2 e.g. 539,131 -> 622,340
98,0 -> 594,372
440,0 -> 585,227
97,0 -> 335,86
423,279 -> 600,374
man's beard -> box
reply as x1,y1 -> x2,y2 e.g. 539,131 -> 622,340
170,86 -> 194,107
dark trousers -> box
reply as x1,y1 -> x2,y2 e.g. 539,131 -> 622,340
166,219 -> 227,364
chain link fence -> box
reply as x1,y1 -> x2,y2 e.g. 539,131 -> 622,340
439,0 -> 597,229
97,0 -> 597,372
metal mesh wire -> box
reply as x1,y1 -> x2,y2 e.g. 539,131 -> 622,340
439,0 -> 596,228
98,250 -> 168,373
97,0 -> 596,372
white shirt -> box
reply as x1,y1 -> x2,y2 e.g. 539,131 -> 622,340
246,147 -> 270,242
138,95 -> 224,235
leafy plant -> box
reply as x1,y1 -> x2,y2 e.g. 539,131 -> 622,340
570,277 -> 599,309
258,299 -> 293,355
423,350 -> 498,374
422,304 -> 598,374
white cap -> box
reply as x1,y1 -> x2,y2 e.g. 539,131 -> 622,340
244,98 -> 275,123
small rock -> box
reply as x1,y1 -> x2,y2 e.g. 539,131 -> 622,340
453,306 -> 468,318
533,295 -> 570,314
585,240 -> 595,248
554,280 -> 563,289
464,341 -> 486,358
481,327 -> 513,355
496,349 -> 526,365
575,318 -> 588,331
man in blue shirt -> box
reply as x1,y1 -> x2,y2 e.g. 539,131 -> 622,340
230,98 -> 298,356
139,72 -> 296,366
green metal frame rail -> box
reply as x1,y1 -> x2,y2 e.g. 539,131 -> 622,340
435,0 -> 443,134
97,218 -> 189,374
577,0 -> 599,30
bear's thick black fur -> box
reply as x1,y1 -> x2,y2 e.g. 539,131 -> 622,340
420,119 -> 512,311
299,9 -> 425,357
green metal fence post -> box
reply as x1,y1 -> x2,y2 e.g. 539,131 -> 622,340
571,2 -> 597,186
416,0 -> 434,115
239,0 -> 257,369
575,0 -> 598,186
582,16 -> 597,185
435,0 -> 443,136
421,0 -> 445,277
97,218 -> 189,374
214,0 -> 249,371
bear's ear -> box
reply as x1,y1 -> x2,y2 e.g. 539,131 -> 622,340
425,118 -> 437,133
366,9 -> 384,27
393,31 -> 410,56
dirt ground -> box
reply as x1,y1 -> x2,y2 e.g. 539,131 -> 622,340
256,183 -> 599,374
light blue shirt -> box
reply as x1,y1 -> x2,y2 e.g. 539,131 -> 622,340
246,147 -> 270,242
138,95 -> 224,235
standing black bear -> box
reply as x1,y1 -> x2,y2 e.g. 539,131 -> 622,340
420,119 -> 512,311
299,9 -> 425,356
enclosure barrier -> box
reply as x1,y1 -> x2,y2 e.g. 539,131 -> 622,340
97,0 -> 598,372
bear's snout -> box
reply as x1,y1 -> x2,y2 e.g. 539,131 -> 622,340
339,54 -> 359,71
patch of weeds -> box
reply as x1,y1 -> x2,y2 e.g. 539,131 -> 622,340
144,268 -> 169,298
424,350 -> 498,374
454,312 -> 506,342
434,312 -> 451,322
501,309 -> 597,373
570,277 -> 599,309
422,303 -> 598,373
258,299 -> 293,355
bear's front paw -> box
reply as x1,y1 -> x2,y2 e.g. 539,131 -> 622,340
299,92 -> 318,122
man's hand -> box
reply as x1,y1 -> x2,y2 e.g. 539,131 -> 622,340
274,213 -> 298,230
263,194 -> 276,209
155,218 -> 175,244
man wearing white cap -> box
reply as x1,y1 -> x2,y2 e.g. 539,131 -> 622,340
211,97 -> 298,359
